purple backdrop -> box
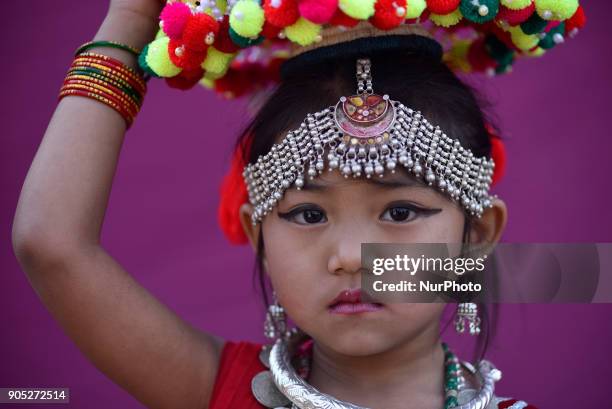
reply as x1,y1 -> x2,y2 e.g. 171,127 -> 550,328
2,1 -> 611,408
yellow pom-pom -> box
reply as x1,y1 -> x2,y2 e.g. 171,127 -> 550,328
199,76 -> 215,89
155,28 -> 166,40
338,0 -> 376,20
204,70 -> 225,80
201,46 -> 235,75
507,26 -> 539,51
229,0 -> 265,38
444,39 -> 472,72
405,0 -> 427,19
284,17 -> 322,46
146,36 -> 181,77
500,0 -> 532,10
429,9 -> 462,27
535,0 -> 578,20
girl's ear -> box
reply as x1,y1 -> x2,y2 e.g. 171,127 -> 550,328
238,203 -> 270,272
469,198 -> 508,246
239,203 -> 260,253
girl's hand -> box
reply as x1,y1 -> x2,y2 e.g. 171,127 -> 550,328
96,0 -> 167,51
108,0 -> 166,22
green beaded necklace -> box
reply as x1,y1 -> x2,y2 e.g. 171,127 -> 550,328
291,339 -> 465,409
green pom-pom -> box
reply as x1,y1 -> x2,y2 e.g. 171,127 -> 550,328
459,0 -> 499,23
430,9 -> 463,27
500,0 -> 531,10
520,12 -> 547,35
142,36 -> 181,78
485,34 -> 514,66
538,22 -> 566,49
229,0 -> 265,38
535,0 -> 578,21
339,0 -> 376,20
405,0 -> 427,19
228,27 -> 264,47
201,46 -> 235,75
284,17 -> 322,46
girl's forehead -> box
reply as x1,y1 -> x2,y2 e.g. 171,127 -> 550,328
296,167 -> 426,192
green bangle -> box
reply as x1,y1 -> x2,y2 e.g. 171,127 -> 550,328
75,40 -> 141,57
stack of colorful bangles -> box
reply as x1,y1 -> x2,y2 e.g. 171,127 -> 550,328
58,41 -> 148,128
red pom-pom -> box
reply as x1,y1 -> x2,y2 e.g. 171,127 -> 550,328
160,2 -> 191,40
182,13 -> 219,53
370,0 -> 407,30
165,67 -> 203,90
330,8 -> 360,27
426,0 -> 460,15
485,123 -> 506,185
218,135 -> 252,245
565,5 -> 586,35
215,68 -> 254,97
214,15 -> 240,54
298,0 -> 338,24
496,3 -> 535,26
264,0 -> 300,28
261,20 -> 283,39
467,37 -> 497,72
168,38 -> 207,71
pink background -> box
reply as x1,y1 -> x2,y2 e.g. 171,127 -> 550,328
2,1 -> 611,408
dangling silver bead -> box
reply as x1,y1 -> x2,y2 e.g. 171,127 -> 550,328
455,302 -> 481,336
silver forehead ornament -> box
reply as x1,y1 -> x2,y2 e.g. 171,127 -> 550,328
243,58 -> 496,225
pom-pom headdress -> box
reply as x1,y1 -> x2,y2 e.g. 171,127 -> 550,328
139,0 -> 585,244
140,0 -> 585,95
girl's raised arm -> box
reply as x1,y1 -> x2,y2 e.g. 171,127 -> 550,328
11,3 -> 224,408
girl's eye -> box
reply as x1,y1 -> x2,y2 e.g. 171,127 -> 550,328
278,206 -> 327,225
381,205 -> 425,223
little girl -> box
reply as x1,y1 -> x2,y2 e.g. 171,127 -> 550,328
13,0 -> 585,407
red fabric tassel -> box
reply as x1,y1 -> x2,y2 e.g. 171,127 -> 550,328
485,123 -> 506,186
218,135 -> 253,245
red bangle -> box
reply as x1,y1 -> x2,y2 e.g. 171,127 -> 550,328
58,88 -> 135,127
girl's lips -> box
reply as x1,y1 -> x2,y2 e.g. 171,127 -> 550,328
328,288 -> 384,314
328,302 -> 384,314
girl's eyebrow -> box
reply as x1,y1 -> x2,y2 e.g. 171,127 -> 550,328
301,176 -> 425,191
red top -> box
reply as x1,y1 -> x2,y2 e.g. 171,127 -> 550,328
208,341 -> 267,409
207,340 -> 537,409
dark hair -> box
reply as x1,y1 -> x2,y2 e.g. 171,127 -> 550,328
235,48 -> 499,363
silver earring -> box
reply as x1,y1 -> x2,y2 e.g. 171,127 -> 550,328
263,291 -> 288,340
455,302 -> 481,335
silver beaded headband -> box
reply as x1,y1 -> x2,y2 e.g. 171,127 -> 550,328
243,58 -> 496,226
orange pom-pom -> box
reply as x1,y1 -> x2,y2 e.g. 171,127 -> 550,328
426,0 -> 460,15
264,0 -> 300,28
218,136 -> 252,245
370,0 -> 407,30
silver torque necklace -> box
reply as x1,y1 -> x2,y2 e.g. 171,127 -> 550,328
253,336 -> 503,409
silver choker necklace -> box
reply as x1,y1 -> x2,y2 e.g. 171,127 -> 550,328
252,335 -> 503,409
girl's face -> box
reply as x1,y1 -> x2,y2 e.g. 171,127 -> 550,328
245,165 -> 472,357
